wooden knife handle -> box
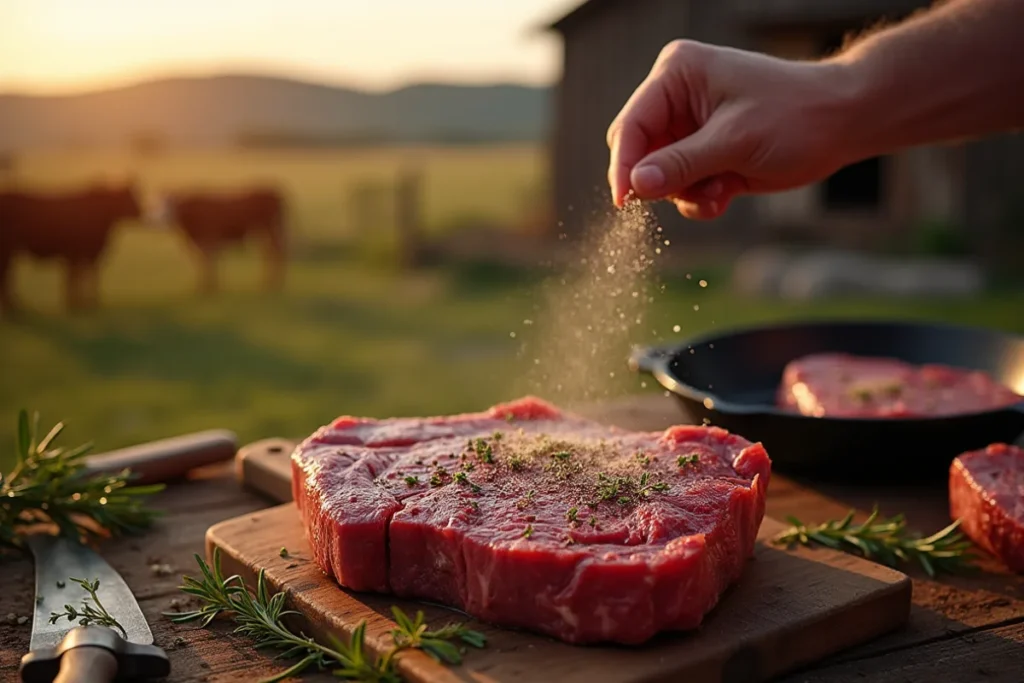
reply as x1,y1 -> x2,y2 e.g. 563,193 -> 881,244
53,647 -> 117,683
83,429 -> 238,485
20,626 -> 170,682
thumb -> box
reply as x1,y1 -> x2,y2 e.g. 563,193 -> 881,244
629,124 -> 737,200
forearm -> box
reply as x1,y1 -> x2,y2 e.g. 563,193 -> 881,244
832,0 -> 1024,162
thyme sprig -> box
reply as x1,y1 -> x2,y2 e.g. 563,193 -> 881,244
1,410 -> 164,548
166,549 -> 486,683
49,577 -> 128,638
773,506 -> 978,578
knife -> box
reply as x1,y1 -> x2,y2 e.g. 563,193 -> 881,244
83,429 -> 238,485
19,535 -> 170,683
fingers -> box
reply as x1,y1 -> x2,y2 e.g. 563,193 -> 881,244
670,173 -> 748,220
606,73 -> 682,208
630,123 -> 737,200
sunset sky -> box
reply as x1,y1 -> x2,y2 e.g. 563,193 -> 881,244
0,0 -> 572,94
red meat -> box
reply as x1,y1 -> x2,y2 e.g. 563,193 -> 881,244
950,443 -> 1024,572
291,397 -> 771,644
778,353 -> 1022,418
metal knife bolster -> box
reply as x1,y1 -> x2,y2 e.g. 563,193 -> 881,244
20,626 -> 169,683
20,536 -> 170,683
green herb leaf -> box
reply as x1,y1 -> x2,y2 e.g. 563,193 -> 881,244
773,506 -> 978,577
2,411 -> 164,549
167,550 -> 486,682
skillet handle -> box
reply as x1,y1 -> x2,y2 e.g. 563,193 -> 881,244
628,345 -> 671,375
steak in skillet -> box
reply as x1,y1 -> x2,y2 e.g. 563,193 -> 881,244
291,397 -> 771,644
950,443 -> 1024,573
778,353 -> 1022,418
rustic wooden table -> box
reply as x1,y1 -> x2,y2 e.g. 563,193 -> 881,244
2,394 -> 1023,682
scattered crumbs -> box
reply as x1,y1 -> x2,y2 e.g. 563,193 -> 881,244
56,581 -> 65,589
522,525 -> 534,539
677,453 -> 699,468
150,563 -> 174,577
171,636 -> 187,649
673,324 -> 681,333
169,598 -> 184,610
279,547 -> 289,558
17,616 -> 28,626
5,613 -> 16,625
35,596 -> 43,605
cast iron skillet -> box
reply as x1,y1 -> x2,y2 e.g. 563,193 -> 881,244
629,319 -> 1024,482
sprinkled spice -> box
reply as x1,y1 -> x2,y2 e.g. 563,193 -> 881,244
677,453 -> 699,468
404,475 -> 419,486
522,525 -> 534,539
453,471 -> 482,493
588,516 -> 597,528
461,461 -> 476,472
634,450 -> 650,467
474,439 -> 494,464
507,454 -> 528,471
516,490 -> 536,510
566,507 -> 578,523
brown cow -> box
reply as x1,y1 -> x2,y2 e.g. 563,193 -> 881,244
159,187 -> 286,294
0,183 -> 140,314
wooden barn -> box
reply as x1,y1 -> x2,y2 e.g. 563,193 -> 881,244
544,0 -> 1024,263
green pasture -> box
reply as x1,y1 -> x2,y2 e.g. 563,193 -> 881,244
2,146 -> 1023,471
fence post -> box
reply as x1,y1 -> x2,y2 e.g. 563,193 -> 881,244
395,167 -> 424,268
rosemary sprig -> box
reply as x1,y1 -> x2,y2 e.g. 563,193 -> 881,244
166,549 -> 486,683
1,410 -> 165,548
49,577 -> 127,638
773,506 -> 978,578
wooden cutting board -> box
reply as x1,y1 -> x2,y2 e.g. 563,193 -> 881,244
214,440 -> 913,683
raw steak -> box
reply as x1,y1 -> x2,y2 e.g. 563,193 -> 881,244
949,443 -> 1024,572
777,353 -> 1022,418
291,396 -> 771,644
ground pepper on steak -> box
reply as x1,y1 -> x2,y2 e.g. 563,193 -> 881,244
291,396 -> 771,645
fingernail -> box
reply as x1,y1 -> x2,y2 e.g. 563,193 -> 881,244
632,165 -> 665,194
704,179 -> 723,199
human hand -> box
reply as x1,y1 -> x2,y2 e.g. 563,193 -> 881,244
607,40 -> 862,219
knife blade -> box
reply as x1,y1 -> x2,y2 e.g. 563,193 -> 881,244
20,535 -> 169,683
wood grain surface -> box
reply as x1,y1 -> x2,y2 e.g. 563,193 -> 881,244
3,393 -> 1023,682
207,504 -> 911,683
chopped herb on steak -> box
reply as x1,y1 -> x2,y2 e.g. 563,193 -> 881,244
293,397 -> 770,645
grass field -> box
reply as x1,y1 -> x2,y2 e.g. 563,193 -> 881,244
2,146 -> 1023,472
6,144 -> 548,241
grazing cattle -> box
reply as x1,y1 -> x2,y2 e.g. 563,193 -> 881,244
160,187 -> 286,294
0,184 -> 140,314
